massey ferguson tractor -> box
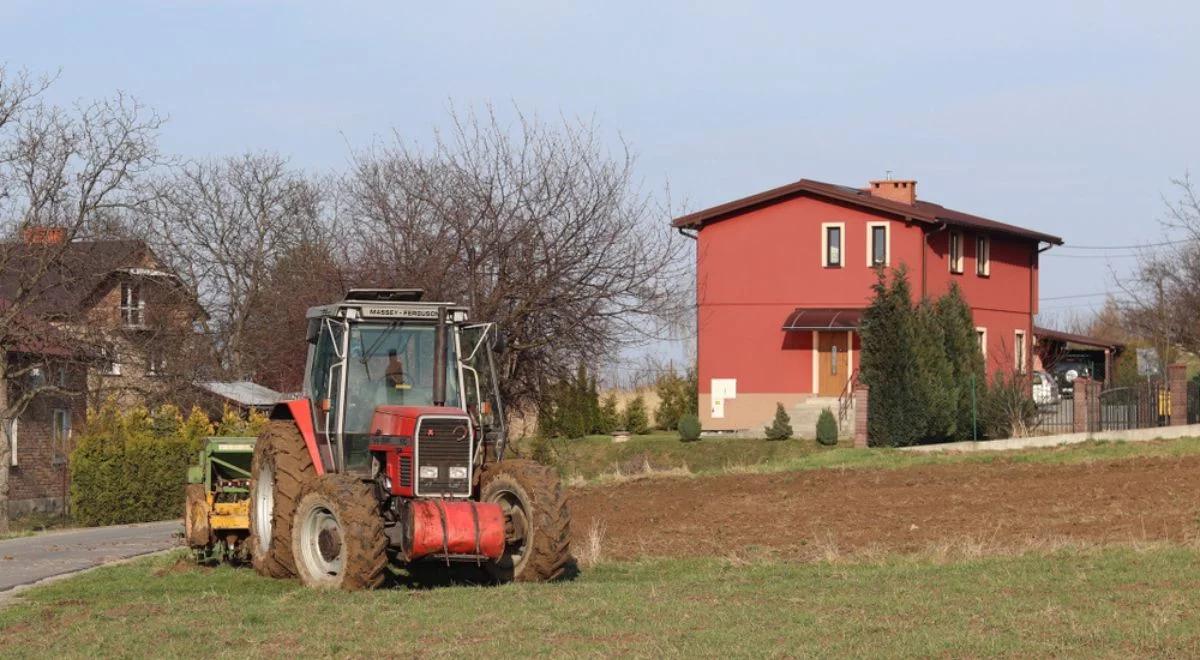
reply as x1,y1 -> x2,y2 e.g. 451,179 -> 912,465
245,289 -> 570,590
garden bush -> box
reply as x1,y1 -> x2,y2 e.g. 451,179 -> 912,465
815,408 -> 838,446
623,395 -> 651,435
764,403 -> 793,441
70,403 -> 262,527
677,413 -> 701,442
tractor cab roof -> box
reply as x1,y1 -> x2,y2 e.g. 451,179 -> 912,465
306,288 -> 470,323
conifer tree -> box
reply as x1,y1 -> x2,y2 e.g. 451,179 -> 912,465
913,298 -> 956,441
858,267 -> 923,446
934,283 -> 986,440
764,402 -> 793,440
623,395 -> 650,435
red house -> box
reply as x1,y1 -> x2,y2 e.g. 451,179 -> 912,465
673,178 -> 1063,435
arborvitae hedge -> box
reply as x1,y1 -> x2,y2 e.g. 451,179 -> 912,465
70,403 -> 266,526
935,283 -> 987,440
540,364 -> 602,439
859,267 -> 924,446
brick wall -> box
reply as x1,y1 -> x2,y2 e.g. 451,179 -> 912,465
8,366 -> 86,517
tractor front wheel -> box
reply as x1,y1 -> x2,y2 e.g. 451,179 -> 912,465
248,420 -> 316,578
480,460 -> 571,582
291,475 -> 388,590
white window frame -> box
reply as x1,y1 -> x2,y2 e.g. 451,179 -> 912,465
120,282 -> 145,328
974,236 -> 993,278
866,221 -> 890,267
147,351 -> 166,377
1014,329 -> 1026,373
52,409 -> 70,444
821,222 -> 845,268
7,418 -> 17,467
949,230 -> 964,274
101,345 -> 121,376
976,327 -> 988,359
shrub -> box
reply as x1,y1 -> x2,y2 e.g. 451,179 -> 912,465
815,408 -> 838,446
70,402 -> 250,527
654,368 -> 697,431
540,364 -> 600,438
763,403 -> 793,441
677,413 -> 701,442
935,283 -> 986,440
981,370 -> 1039,439
623,395 -> 650,435
859,267 -> 923,447
598,393 -> 620,434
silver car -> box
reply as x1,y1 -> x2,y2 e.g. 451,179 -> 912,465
1032,370 -> 1062,407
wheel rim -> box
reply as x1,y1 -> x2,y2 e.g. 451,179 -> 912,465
491,489 -> 531,570
253,463 -> 274,554
298,502 -> 344,583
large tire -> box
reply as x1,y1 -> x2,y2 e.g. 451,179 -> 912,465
480,460 -> 571,582
248,420 -> 316,578
184,484 -> 210,548
291,475 -> 388,590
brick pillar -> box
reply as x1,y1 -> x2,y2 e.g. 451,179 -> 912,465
853,385 -> 869,448
1071,377 -> 1092,434
1168,363 -> 1188,427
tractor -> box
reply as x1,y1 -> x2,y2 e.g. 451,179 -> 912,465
247,289 -> 570,589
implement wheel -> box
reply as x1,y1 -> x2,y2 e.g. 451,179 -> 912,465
480,460 -> 571,582
291,475 -> 388,590
248,420 -> 316,578
184,484 -> 211,548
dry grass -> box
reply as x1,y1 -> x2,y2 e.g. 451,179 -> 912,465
575,518 -> 607,568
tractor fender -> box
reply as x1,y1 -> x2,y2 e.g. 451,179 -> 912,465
269,399 -> 326,476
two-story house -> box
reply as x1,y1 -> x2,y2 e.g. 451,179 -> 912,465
673,178 -> 1064,434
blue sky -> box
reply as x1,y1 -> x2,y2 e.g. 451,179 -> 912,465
2,1 -> 1196,336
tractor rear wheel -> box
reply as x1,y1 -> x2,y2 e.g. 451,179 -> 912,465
291,475 -> 388,590
184,484 -> 210,548
248,420 -> 316,578
480,460 -> 571,582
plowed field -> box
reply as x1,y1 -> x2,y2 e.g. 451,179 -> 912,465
569,455 -> 1200,560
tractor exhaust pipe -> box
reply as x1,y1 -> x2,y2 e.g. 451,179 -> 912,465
433,306 -> 447,407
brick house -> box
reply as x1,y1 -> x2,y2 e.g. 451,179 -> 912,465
673,178 -> 1064,435
0,228 -> 209,410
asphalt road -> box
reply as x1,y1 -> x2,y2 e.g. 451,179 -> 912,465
0,520 -> 181,593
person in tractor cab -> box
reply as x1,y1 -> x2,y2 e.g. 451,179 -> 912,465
385,348 -> 409,390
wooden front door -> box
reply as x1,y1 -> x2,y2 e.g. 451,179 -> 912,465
816,331 -> 850,396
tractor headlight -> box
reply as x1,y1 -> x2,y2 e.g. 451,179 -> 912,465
419,466 -> 439,480
448,466 -> 468,480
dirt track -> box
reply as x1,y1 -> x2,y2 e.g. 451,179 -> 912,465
568,456 -> 1200,560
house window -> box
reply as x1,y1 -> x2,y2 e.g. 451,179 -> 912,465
52,409 -> 70,444
949,231 -> 964,274
976,236 -> 991,276
101,345 -> 121,376
867,222 -> 889,267
1015,330 -> 1026,372
7,418 -> 17,467
147,350 -> 167,377
821,223 -> 844,268
976,327 -> 987,358
121,282 -> 145,327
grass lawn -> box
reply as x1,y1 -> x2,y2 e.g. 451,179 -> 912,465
515,432 -> 1200,483
2,547 -> 1199,657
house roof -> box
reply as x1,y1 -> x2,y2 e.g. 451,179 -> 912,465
0,239 -> 150,317
195,381 -> 284,408
672,178 -> 1064,245
1033,326 -> 1125,353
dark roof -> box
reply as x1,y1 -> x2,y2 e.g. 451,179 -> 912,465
782,308 -> 863,331
672,178 -> 1064,245
1033,326 -> 1125,352
0,239 -> 150,317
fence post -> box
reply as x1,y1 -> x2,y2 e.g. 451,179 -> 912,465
853,385 -> 869,448
1169,363 -> 1188,427
1072,377 -> 1092,434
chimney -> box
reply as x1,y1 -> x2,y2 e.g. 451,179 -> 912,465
21,225 -> 67,245
868,178 -> 917,205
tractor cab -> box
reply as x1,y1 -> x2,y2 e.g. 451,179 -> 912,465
302,288 -> 505,477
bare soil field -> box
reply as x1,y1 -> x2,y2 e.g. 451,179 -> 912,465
569,455 -> 1200,561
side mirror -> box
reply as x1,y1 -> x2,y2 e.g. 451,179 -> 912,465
491,329 -> 507,354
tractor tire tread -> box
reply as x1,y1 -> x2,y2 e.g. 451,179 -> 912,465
481,459 -> 571,583
295,475 -> 388,590
249,419 -> 316,578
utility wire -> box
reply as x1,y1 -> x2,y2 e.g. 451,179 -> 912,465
1056,239 -> 1189,250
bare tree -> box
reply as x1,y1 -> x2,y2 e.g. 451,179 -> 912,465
0,67 -> 162,531
139,153 -> 329,379
1113,174 -> 1200,371
341,106 -> 687,413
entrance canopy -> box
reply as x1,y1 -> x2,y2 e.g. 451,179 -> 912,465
781,308 -> 862,331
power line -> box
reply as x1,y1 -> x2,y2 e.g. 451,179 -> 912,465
1057,239 -> 1189,251
1043,252 -> 1141,259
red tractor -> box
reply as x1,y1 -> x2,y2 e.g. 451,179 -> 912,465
248,289 -> 570,589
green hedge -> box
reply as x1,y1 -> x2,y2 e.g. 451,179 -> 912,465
70,403 -> 266,526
